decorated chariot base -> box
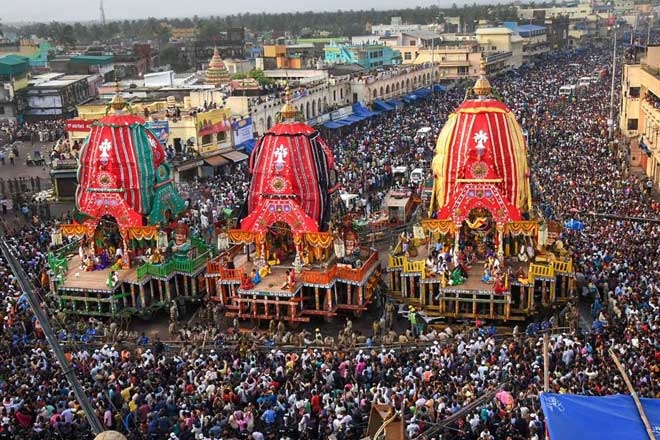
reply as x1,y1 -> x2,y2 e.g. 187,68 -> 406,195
205,90 -> 382,325
48,93 -> 214,318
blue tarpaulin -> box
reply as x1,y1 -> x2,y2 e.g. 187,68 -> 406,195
540,393 -> 660,440
323,121 -> 344,129
341,114 -> 366,124
352,103 -> 377,118
387,99 -> 403,109
238,138 -> 257,154
373,99 -> 394,112
403,94 -> 418,103
414,87 -> 432,98
433,84 -> 447,92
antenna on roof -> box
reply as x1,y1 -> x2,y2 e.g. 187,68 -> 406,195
99,0 -> 107,26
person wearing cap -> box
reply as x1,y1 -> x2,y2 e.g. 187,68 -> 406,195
408,307 -> 418,337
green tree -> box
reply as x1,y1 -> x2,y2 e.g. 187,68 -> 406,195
249,69 -> 273,86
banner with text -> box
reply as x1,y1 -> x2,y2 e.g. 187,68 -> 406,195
65,119 -> 94,132
232,117 -> 254,146
147,120 -> 170,145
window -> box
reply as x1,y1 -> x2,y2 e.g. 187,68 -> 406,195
404,52 -> 412,60
627,119 -> 638,130
629,87 -> 640,98
201,134 -> 213,145
0,106 -> 5,115
410,41 -> 416,46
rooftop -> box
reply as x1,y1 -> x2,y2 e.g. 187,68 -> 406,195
69,55 -> 114,65
476,27 -> 514,35
517,24 -> 547,32
401,30 -> 443,40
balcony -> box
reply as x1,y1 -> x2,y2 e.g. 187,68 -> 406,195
641,100 -> 660,129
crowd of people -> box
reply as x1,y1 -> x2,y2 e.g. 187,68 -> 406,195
1,41 -> 660,440
0,120 -> 65,146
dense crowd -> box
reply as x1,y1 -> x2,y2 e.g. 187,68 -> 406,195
1,42 -> 660,440
0,120 -> 65,146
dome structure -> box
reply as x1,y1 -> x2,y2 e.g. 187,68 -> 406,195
204,48 -> 231,86
75,95 -> 186,231
429,68 -> 531,224
240,97 -> 338,234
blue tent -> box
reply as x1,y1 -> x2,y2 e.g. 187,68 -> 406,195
387,99 -> 404,109
373,99 -> 394,112
433,84 -> 447,92
541,393 -> 660,440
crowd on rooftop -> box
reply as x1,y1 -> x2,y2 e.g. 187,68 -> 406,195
1,42 -> 660,440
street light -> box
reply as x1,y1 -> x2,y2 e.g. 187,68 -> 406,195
609,25 -> 618,141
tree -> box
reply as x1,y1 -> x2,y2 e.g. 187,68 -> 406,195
249,69 -> 273,86
159,45 -> 190,72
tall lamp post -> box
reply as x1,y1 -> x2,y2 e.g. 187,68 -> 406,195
609,25 -> 618,141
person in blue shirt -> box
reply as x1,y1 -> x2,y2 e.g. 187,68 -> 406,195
138,332 -> 150,346
251,268 -> 261,285
261,407 -> 278,426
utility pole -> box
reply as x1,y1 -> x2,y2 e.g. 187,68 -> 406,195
0,241 -> 105,435
609,26 -> 617,141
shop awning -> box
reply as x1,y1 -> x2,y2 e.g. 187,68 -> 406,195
339,114 -> 365,125
387,99 -> 403,108
221,150 -> 249,162
204,155 -> 229,167
414,87 -> 432,98
373,99 -> 394,112
323,121 -> 344,129
352,103 -> 378,118
176,160 -> 204,172
403,94 -> 419,103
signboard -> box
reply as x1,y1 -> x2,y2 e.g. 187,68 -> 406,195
197,109 -> 232,137
330,105 -> 353,121
231,117 -> 254,146
316,113 -> 331,124
147,120 -> 170,145
65,119 -> 93,132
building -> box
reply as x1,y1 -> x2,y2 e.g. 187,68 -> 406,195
620,45 -> 660,189
411,44 -> 482,80
260,44 -> 319,69
517,2 -> 594,21
503,23 -> 550,59
371,17 -> 425,36
22,75 -> 93,120
323,42 -> 400,69
0,40 -> 52,69
380,31 -> 444,64
475,27 -> 524,71
0,55 -> 30,120
169,27 -> 197,42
